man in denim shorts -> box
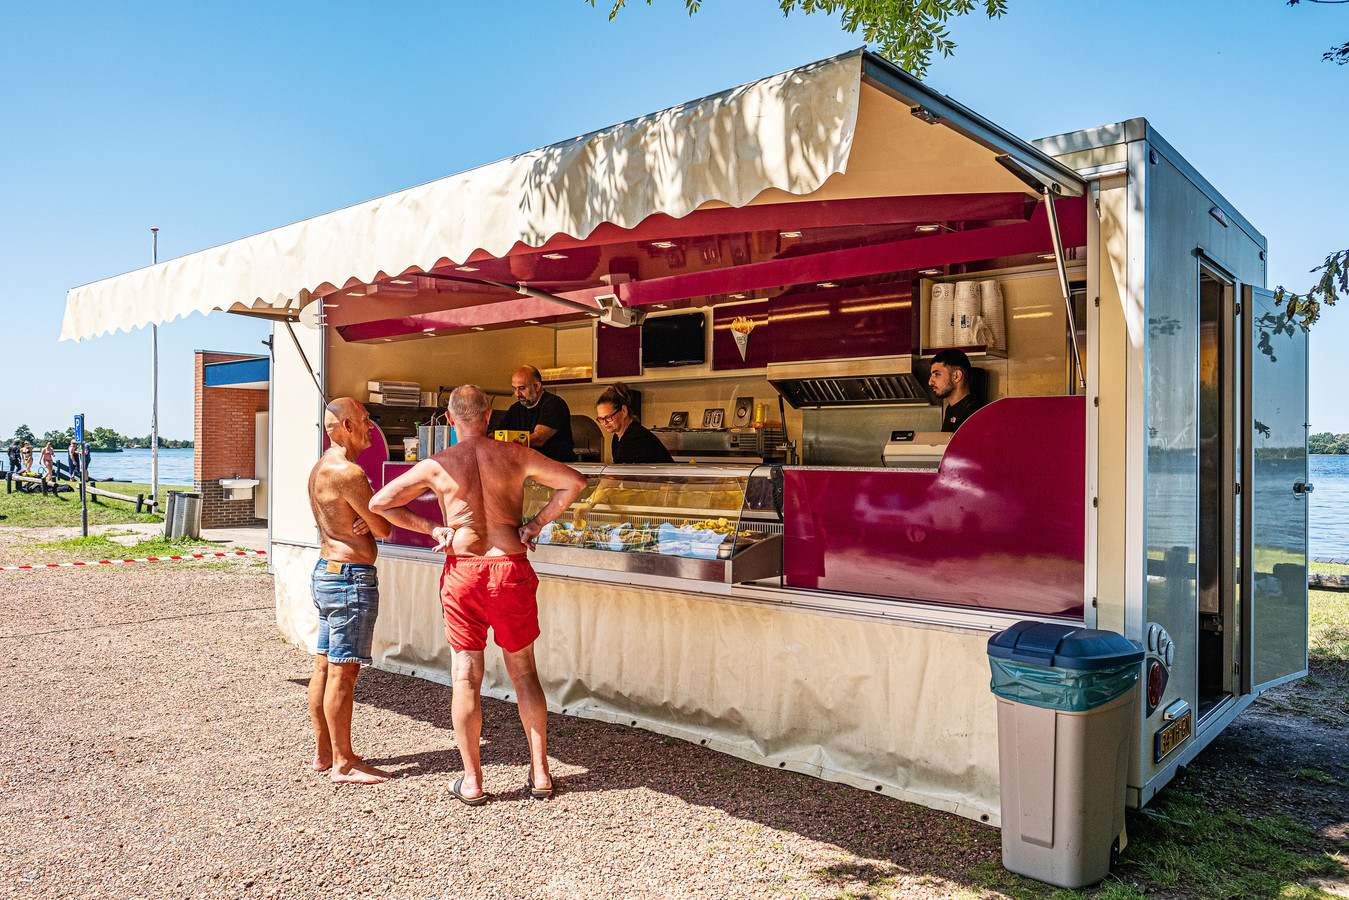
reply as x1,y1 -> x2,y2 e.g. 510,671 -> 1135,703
307,397 -> 393,784
372,385 -> 585,805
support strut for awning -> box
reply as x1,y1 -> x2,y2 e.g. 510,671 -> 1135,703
284,320 -> 329,405
1044,192 -> 1086,391
420,272 -> 642,327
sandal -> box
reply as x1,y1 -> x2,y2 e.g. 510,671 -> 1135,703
451,776 -> 489,807
526,773 -> 555,799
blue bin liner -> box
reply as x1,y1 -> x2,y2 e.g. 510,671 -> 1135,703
988,621 -> 1144,712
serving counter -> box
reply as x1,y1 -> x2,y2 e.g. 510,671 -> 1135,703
525,464 -> 783,583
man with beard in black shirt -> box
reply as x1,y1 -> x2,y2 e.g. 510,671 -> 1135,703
929,349 -> 984,433
503,365 -> 575,462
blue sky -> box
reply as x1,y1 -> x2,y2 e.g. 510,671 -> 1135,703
2,0 -> 1345,440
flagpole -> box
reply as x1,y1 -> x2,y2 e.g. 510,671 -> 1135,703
151,227 -> 159,510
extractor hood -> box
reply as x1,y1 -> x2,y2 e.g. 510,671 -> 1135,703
767,356 -> 932,409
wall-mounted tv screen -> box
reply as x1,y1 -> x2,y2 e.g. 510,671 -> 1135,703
642,312 -> 706,368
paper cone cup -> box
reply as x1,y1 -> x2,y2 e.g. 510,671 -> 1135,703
733,329 -> 750,360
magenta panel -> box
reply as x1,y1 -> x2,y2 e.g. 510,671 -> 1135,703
769,283 -> 911,363
711,301 -> 772,370
348,440 -> 439,550
596,322 -> 641,379
783,396 -> 1085,617
375,461 -> 439,549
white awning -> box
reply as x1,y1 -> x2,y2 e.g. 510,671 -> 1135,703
61,51 -> 866,341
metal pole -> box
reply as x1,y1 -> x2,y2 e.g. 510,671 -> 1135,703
79,441 -> 88,538
1043,192 -> 1086,390
151,228 -> 160,511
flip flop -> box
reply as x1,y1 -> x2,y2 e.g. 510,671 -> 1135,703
451,776 -> 489,807
526,773 -> 554,799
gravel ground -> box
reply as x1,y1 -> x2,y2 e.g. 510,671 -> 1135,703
0,529 -> 1004,900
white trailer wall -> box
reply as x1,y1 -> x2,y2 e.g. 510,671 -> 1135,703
270,546 -> 1005,823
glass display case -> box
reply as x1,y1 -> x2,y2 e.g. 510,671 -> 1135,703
522,464 -> 783,583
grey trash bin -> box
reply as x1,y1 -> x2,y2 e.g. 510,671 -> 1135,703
172,491 -> 202,539
987,622 -> 1144,889
162,490 -> 180,538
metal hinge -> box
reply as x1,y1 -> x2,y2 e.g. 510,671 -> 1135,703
1235,301 -> 1242,316
1235,483 -> 1242,495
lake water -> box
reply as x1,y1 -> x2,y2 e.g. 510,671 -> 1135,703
1311,455 -> 1349,559
84,447 -> 195,485
72,447 -> 1349,556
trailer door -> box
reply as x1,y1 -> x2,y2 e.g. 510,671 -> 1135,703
1243,285 -> 1309,693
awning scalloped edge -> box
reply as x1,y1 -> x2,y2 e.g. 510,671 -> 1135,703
60,51 -> 865,342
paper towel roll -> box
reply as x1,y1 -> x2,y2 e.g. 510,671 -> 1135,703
954,282 -> 981,345
929,283 -> 955,348
979,279 -> 1005,350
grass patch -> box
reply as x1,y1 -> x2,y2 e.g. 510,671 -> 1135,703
1118,789 -> 1346,899
1311,561 -> 1349,575
1310,589 -> 1349,665
1291,767 -> 1343,786
0,480 -> 189,528
34,534 -> 219,559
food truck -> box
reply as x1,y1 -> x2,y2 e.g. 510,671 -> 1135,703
62,49 -> 1309,824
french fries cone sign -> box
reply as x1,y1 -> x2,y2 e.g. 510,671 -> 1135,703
731,316 -> 755,360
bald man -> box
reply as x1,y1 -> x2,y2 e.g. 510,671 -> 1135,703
371,385 -> 586,805
306,397 -> 393,784
502,365 -> 574,462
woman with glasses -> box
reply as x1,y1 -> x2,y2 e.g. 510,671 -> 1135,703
595,383 -> 673,464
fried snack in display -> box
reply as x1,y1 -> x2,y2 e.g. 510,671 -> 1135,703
730,316 -> 756,334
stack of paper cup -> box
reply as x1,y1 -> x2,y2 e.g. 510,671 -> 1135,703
979,279 -> 1006,350
954,282 -> 981,346
929,283 -> 955,348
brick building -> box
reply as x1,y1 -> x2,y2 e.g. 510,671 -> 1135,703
194,351 -> 269,528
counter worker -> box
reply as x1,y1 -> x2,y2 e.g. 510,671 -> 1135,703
928,348 -> 984,433
503,365 -> 575,462
596,383 -> 673,464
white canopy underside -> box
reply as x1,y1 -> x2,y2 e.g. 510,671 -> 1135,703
61,53 -> 865,342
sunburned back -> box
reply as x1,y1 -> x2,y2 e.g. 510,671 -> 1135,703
428,437 -> 529,556
308,451 -> 379,564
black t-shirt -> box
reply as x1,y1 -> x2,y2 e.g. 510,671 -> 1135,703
611,421 -> 674,464
503,390 -> 574,462
941,393 -> 985,433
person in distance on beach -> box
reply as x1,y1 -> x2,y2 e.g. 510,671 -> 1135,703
20,442 -> 33,473
307,397 -> 393,784
370,385 -> 585,806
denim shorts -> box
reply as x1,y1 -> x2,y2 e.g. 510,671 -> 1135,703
311,560 -> 380,665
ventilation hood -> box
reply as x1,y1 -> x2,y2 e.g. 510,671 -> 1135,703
767,356 -> 932,408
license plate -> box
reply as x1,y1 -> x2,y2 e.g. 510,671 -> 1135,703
1154,710 -> 1192,762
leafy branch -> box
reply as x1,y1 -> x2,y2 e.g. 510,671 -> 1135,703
1274,248 -> 1348,327
1287,0 -> 1349,64
588,0 -> 1008,75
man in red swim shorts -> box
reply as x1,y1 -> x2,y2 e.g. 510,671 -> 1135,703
371,385 -> 585,806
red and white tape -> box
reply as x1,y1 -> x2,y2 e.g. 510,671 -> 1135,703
0,549 -> 267,571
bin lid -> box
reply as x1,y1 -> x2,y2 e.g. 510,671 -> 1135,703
987,621 -> 1143,670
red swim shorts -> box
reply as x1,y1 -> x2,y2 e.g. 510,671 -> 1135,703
439,553 -> 540,653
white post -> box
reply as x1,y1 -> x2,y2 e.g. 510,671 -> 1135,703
151,227 -> 160,509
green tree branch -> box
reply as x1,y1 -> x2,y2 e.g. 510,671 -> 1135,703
588,0 -> 1007,75
1275,249 -> 1348,327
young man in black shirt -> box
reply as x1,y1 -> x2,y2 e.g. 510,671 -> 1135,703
929,348 -> 984,433
502,365 -> 575,462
